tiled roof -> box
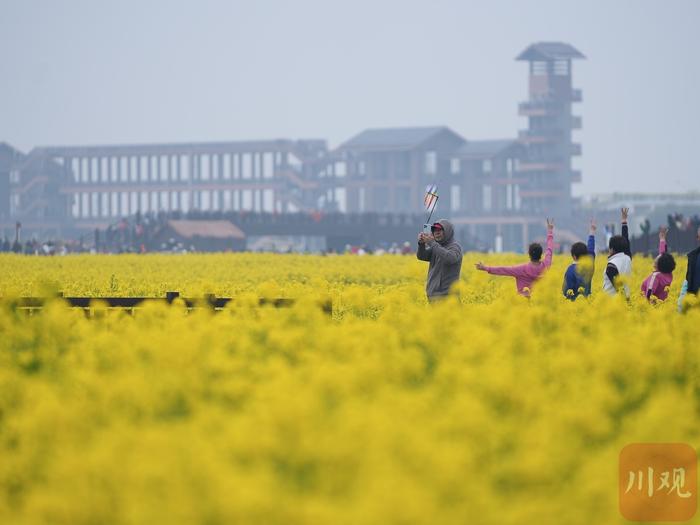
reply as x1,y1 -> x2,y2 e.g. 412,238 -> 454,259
167,220 -> 245,240
339,126 -> 463,151
516,42 -> 585,61
454,139 -> 519,159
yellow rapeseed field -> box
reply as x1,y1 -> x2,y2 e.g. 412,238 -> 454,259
0,252 -> 699,524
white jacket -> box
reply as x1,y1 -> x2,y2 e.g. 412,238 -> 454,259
603,252 -> 632,297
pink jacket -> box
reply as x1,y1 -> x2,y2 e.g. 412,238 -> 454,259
484,231 -> 554,297
641,239 -> 673,301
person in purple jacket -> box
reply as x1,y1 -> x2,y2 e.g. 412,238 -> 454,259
475,218 -> 554,297
641,226 -> 675,302
562,219 -> 597,300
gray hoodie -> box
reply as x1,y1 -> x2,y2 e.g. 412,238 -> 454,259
416,219 -> 463,299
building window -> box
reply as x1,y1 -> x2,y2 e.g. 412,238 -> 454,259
357,161 -> 366,176
532,61 -> 548,76
482,159 -> 492,174
111,193 -> 119,216
506,184 -> 513,210
241,154 -> 252,179
91,158 -> 99,183
91,193 -> 99,217
263,189 -> 274,212
554,60 -> 569,76
335,187 -> 347,213
425,151 -> 437,175
482,185 -> 492,211
450,185 -> 461,212
263,153 -> 274,179
335,161 -> 347,177
11,194 -> 19,215
514,185 -> 521,210
450,158 -> 460,175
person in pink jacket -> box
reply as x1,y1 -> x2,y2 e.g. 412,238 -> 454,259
475,218 -> 555,297
641,226 -> 676,302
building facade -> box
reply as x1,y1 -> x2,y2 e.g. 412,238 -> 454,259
515,42 -> 584,216
1,42 -> 585,251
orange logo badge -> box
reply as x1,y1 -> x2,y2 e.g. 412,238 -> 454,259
620,443 -> 697,521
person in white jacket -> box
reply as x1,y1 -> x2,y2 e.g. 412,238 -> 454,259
603,207 -> 632,298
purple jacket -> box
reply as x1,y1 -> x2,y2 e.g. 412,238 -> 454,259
484,230 -> 554,297
641,239 -> 673,301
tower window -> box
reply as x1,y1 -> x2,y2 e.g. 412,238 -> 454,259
554,60 -> 569,76
532,61 -> 548,76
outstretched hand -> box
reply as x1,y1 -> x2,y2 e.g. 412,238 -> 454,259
589,218 -> 597,234
475,261 -> 487,271
546,217 -> 555,231
659,226 -> 668,240
621,207 -> 629,222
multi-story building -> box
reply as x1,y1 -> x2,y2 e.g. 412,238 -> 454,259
515,42 -> 584,216
1,42 -> 585,251
332,126 -> 466,213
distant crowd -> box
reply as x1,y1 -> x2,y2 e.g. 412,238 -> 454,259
415,209 -> 700,312
3,210 -> 700,265
0,237 -> 85,256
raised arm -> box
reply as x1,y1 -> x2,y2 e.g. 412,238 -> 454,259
416,233 -> 432,262
658,226 -> 668,256
480,262 -> 532,278
587,219 -> 596,257
543,218 -> 554,268
621,207 -> 631,257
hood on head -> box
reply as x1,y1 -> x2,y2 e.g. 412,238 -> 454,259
434,219 -> 455,244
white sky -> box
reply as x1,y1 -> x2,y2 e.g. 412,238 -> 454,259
1,0 -> 699,195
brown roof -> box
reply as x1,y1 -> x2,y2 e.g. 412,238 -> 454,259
338,126 -> 465,152
166,220 -> 245,240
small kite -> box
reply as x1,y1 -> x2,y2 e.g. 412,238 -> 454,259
423,184 -> 439,232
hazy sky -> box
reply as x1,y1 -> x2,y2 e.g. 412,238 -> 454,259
1,0 -> 698,196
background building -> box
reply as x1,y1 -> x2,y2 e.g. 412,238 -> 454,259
1,42 -> 586,252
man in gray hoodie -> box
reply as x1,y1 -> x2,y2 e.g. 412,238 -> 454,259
417,219 -> 463,301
